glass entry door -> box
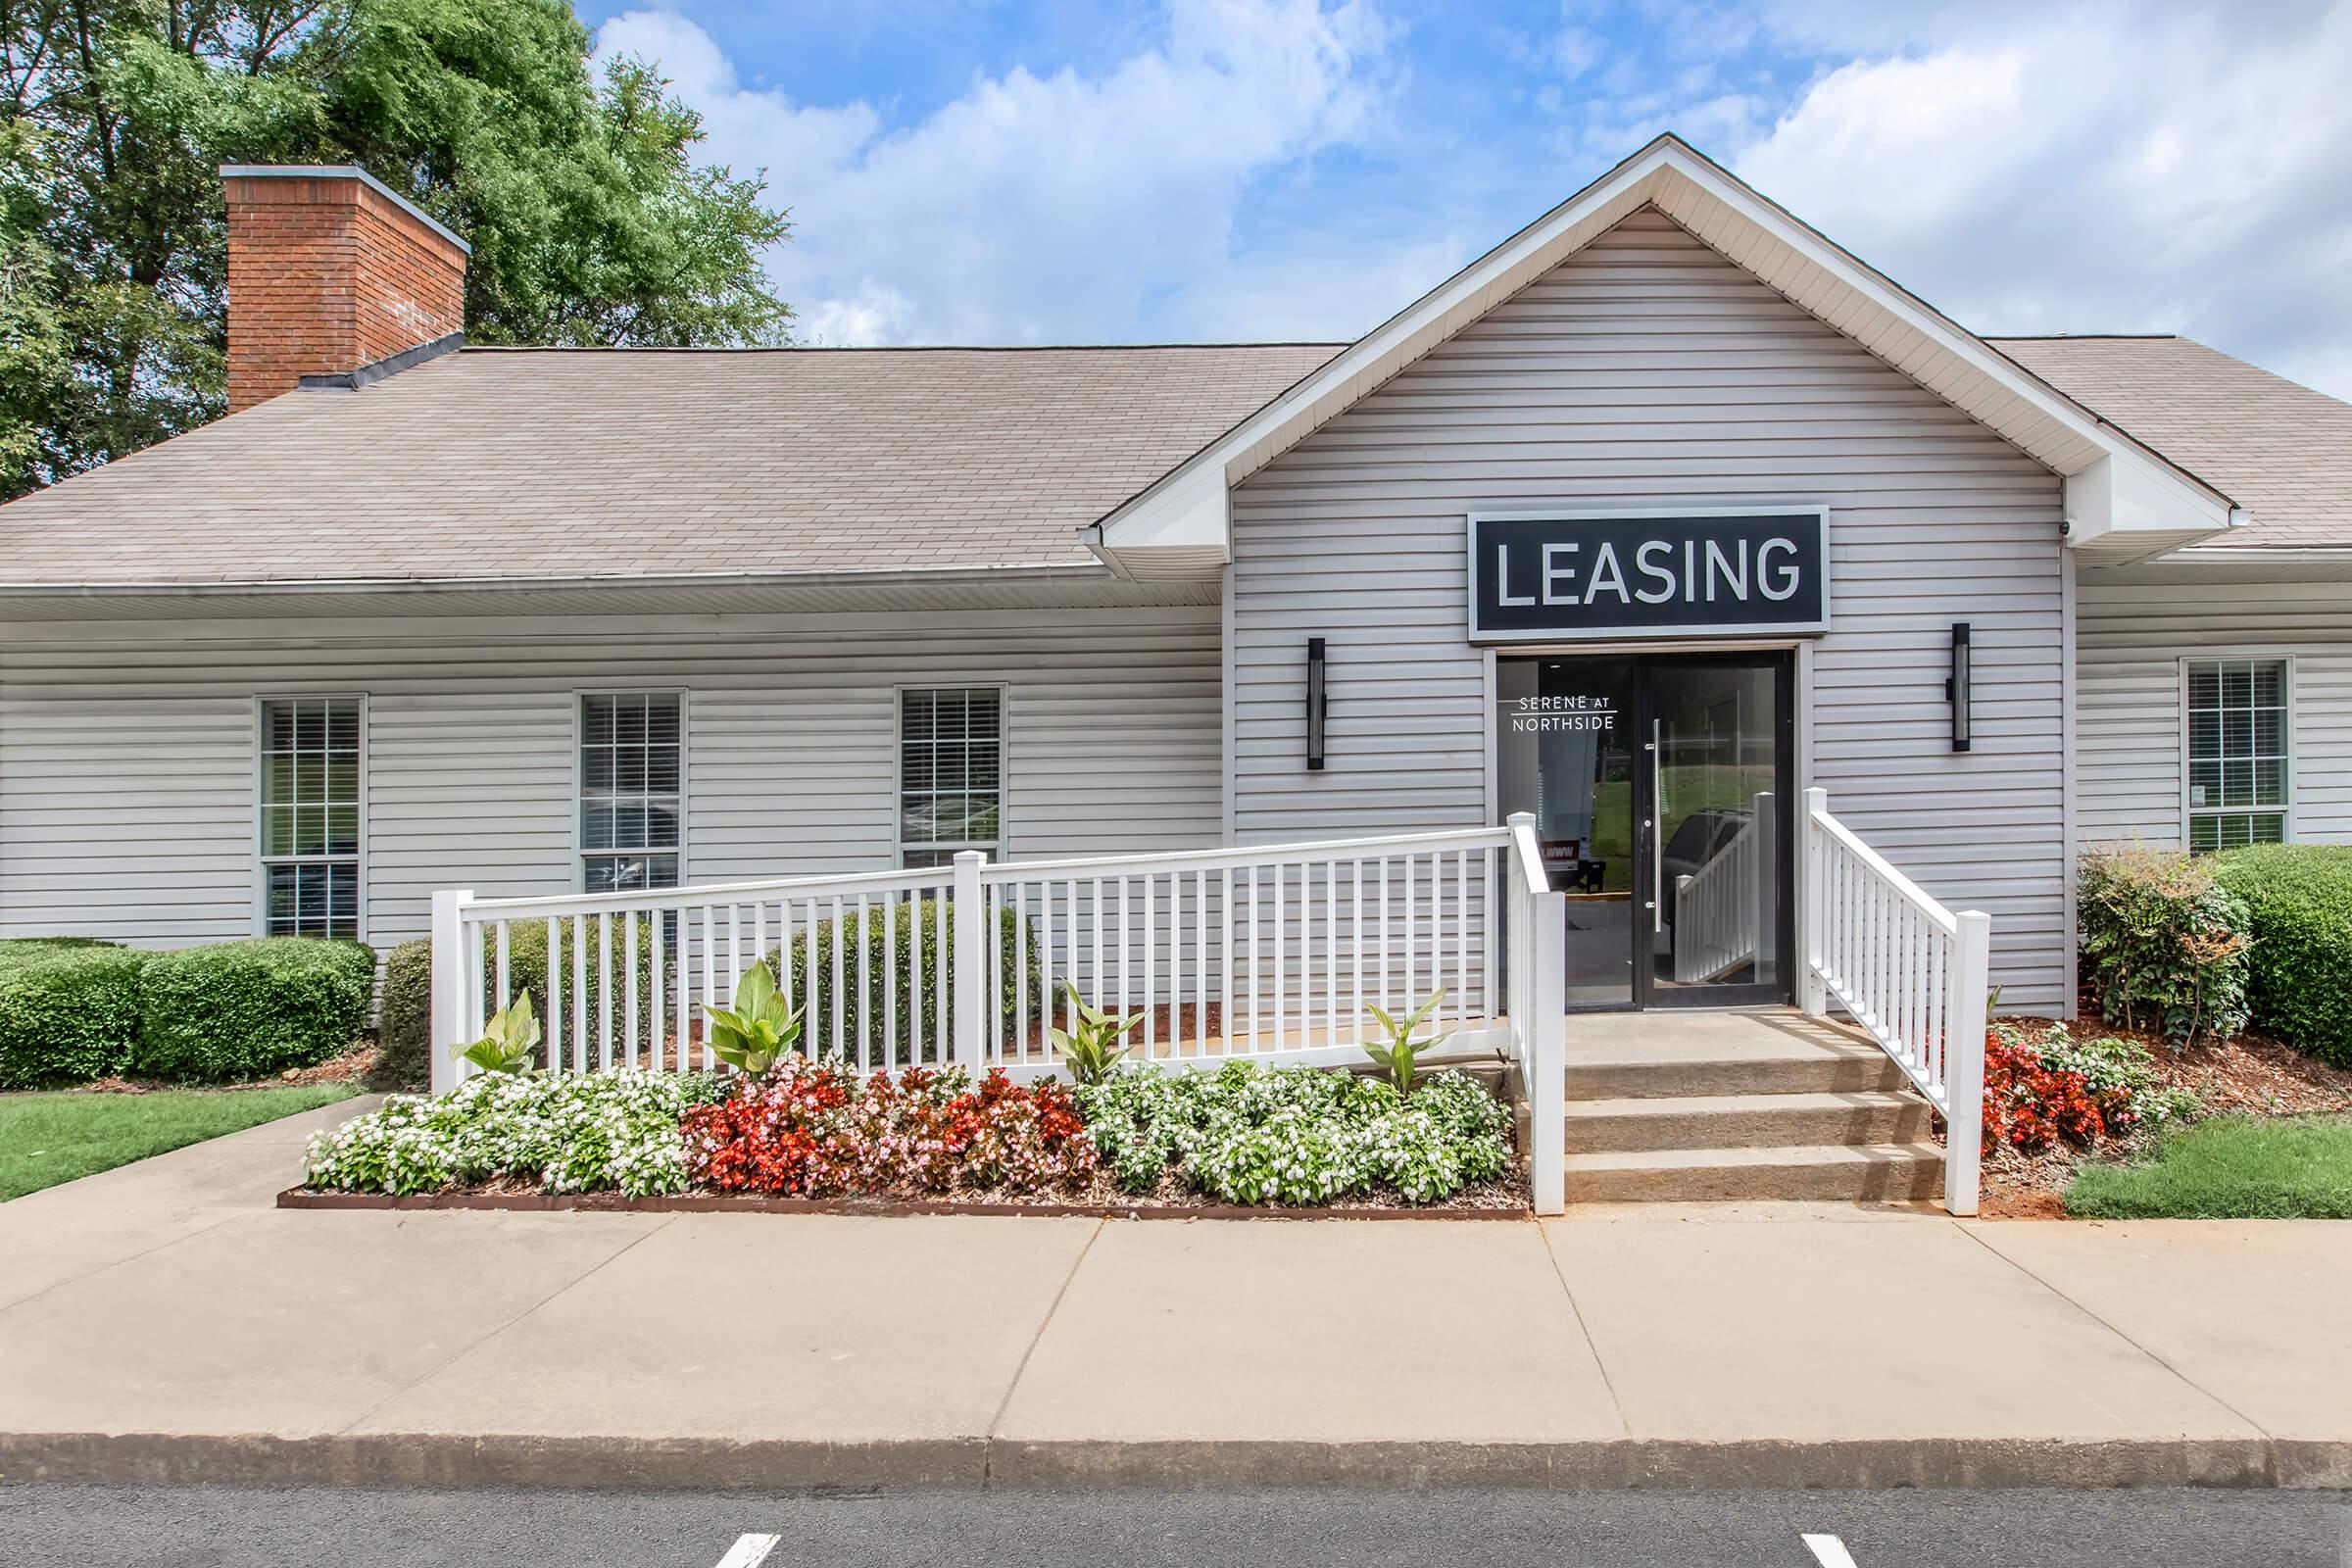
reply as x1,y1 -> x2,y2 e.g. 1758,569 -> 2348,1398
1497,651 -> 1793,1009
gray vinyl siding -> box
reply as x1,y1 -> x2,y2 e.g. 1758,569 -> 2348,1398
0,607 -> 1222,948
1230,208 -> 2074,1009
2077,575 -> 2352,847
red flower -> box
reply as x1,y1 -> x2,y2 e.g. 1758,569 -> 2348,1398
1980,1031 -> 2107,1157
680,1057 -> 1098,1196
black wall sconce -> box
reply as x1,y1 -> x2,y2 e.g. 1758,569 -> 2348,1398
1305,637 -> 1327,771
1945,621 -> 1972,753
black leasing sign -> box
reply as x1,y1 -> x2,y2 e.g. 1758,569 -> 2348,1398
1467,511 -> 1829,642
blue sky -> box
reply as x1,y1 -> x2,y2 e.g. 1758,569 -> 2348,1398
578,1 -> 2352,397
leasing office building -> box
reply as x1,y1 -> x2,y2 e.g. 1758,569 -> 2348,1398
0,136 -> 2343,1024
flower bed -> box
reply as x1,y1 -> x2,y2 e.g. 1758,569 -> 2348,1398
1982,1022 -> 2201,1158
305,1069 -> 725,1197
681,1060 -> 1097,1198
1975,1014 -> 2352,1218
1078,1061 -> 1512,1205
298,1056 -> 1523,1213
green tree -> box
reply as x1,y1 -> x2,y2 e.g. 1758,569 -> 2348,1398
0,0 -> 790,499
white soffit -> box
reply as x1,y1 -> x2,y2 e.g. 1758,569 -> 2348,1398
1091,134 -> 2241,577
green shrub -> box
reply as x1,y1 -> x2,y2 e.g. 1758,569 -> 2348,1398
2217,844 -> 2352,1066
764,899 -> 1042,1067
0,939 -> 148,1089
2077,845 -> 2252,1046
374,920 -> 657,1082
131,939 -> 376,1083
375,939 -> 432,1090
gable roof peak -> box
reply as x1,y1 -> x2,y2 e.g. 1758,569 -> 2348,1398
1090,133 -> 2242,579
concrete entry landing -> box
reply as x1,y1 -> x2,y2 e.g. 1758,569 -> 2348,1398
1559,1006 -> 1943,1204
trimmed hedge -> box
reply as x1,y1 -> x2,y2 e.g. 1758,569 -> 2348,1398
131,939 -> 377,1083
376,939 -> 433,1091
376,920 -> 657,1084
766,899 -> 1042,1066
2217,844 -> 2352,1067
0,939 -> 147,1089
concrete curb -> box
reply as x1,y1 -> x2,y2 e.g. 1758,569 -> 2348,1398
4,1432 -> 2343,1492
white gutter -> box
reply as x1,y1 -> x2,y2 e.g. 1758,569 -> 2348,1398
0,561 -> 1118,601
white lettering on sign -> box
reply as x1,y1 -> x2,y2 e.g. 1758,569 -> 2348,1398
1494,540 -> 1804,610
1587,542 -> 1630,605
1635,540 -> 1675,605
1705,540 -> 1746,603
1758,536 -> 1800,602
1507,696 -> 1617,735
1542,541 -> 1580,605
1470,512 -> 1828,642
1495,544 -> 1534,608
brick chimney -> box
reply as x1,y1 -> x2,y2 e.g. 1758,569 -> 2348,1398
220,165 -> 470,413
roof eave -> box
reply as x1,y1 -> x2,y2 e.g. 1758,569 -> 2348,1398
0,560 -> 1116,602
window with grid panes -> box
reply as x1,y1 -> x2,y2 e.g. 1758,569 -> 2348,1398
260,698 -> 362,940
580,694 -> 682,892
899,688 -> 1002,868
2185,659 -> 2289,852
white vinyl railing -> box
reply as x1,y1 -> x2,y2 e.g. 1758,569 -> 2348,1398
429,824 -> 1571,1211
1671,791 -> 1774,984
1799,786 -> 1989,1215
1503,812 -> 1567,1215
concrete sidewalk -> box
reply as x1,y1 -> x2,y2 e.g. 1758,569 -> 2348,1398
1,1102 -> 2347,1492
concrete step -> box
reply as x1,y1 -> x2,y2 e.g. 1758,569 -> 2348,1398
1563,1049 -> 1907,1100
1561,1142 -> 1946,1204
1564,1090 -> 1936,1153
1559,1006 -> 1907,1100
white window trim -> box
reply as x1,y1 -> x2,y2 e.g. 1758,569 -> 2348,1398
893,682 -> 1009,867
252,693 -> 368,943
571,689 -> 690,893
2178,654 -> 2296,849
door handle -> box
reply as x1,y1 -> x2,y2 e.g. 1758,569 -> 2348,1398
1650,718 -> 1664,933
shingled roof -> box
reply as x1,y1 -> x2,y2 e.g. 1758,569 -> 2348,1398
1990,334 -> 2352,551
0,343 -> 1340,587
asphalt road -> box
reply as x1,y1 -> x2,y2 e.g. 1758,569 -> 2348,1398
0,1483 -> 2343,1566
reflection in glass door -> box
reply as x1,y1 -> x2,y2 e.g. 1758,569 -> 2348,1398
1643,658 -> 1788,1004
1497,651 -> 1792,1009
1495,657 -> 1638,1005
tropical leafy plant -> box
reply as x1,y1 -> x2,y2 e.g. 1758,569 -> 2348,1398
461,990 -> 542,1075
704,962 -> 805,1076
1048,980 -> 1145,1086
1360,991 -> 1453,1094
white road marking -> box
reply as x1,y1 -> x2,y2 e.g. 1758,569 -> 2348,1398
713,1533 -> 780,1568
1802,1534 -> 1860,1568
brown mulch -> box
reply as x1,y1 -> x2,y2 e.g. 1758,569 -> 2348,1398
73,1044 -> 378,1096
1975,1011 -> 2352,1219
286,1163 -> 1533,1219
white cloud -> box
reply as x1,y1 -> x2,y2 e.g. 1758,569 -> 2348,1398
1728,1 -> 2352,395
593,1 -> 1404,345
596,0 -> 2352,401
797,283 -> 916,348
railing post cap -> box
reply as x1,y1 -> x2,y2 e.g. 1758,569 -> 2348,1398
954,849 -> 987,864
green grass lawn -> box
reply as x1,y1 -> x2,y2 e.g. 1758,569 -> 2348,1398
2064,1114 -> 2352,1219
0,1084 -> 358,1201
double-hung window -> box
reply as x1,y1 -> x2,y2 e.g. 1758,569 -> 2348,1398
899,687 -> 1003,868
2184,658 -> 2290,852
259,697 -> 362,940
580,693 -> 682,891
